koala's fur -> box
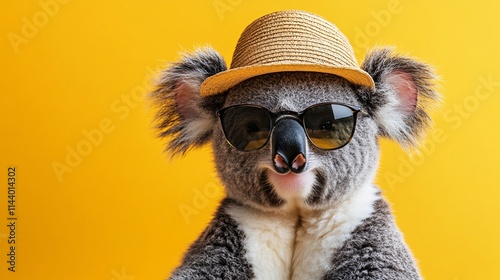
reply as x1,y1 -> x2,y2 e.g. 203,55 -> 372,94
152,47 -> 439,279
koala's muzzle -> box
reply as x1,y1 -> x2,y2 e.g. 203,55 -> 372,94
271,118 -> 307,174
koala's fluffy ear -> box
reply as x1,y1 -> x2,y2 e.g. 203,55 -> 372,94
151,48 -> 227,156
360,48 -> 440,148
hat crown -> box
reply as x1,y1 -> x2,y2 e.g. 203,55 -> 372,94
231,10 -> 358,69
199,10 -> 374,96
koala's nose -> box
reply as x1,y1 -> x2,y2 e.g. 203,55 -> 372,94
271,118 -> 307,174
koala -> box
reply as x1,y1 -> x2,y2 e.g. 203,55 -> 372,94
152,10 -> 439,280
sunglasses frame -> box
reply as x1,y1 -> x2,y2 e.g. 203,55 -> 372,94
216,102 -> 362,152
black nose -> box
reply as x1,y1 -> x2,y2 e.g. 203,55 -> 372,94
271,118 -> 307,174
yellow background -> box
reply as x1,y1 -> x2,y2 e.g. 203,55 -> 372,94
1,1 -> 500,279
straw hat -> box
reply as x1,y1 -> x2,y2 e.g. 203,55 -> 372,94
200,10 -> 375,96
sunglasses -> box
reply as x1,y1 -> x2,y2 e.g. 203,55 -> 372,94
216,102 -> 362,151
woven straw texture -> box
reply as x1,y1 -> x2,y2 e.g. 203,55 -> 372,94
200,10 -> 375,96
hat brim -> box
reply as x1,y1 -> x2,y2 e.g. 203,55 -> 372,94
200,64 -> 375,96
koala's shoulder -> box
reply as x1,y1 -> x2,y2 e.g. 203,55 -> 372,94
325,197 -> 421,279
171,198 -> 255,279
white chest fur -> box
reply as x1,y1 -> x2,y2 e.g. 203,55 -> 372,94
227,183 -> 379,280
227,206 -> 297,280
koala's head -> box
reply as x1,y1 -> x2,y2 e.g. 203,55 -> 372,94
151,47 -> 439,212
151,11 -> 439,212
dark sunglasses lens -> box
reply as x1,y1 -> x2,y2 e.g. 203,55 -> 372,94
303,104 -> 356,149
221,106 -> 271,151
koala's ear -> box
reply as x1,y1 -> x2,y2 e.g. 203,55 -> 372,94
360,48 -> 441,148
151,48 -> 227,156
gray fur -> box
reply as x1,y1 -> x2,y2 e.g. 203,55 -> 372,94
151,48 -> 227,156
359,48 -> 440,148
152,47 -> 439,279
169,199 -> 254,279
324,198 -> 421,280
213,72 -> 379,211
